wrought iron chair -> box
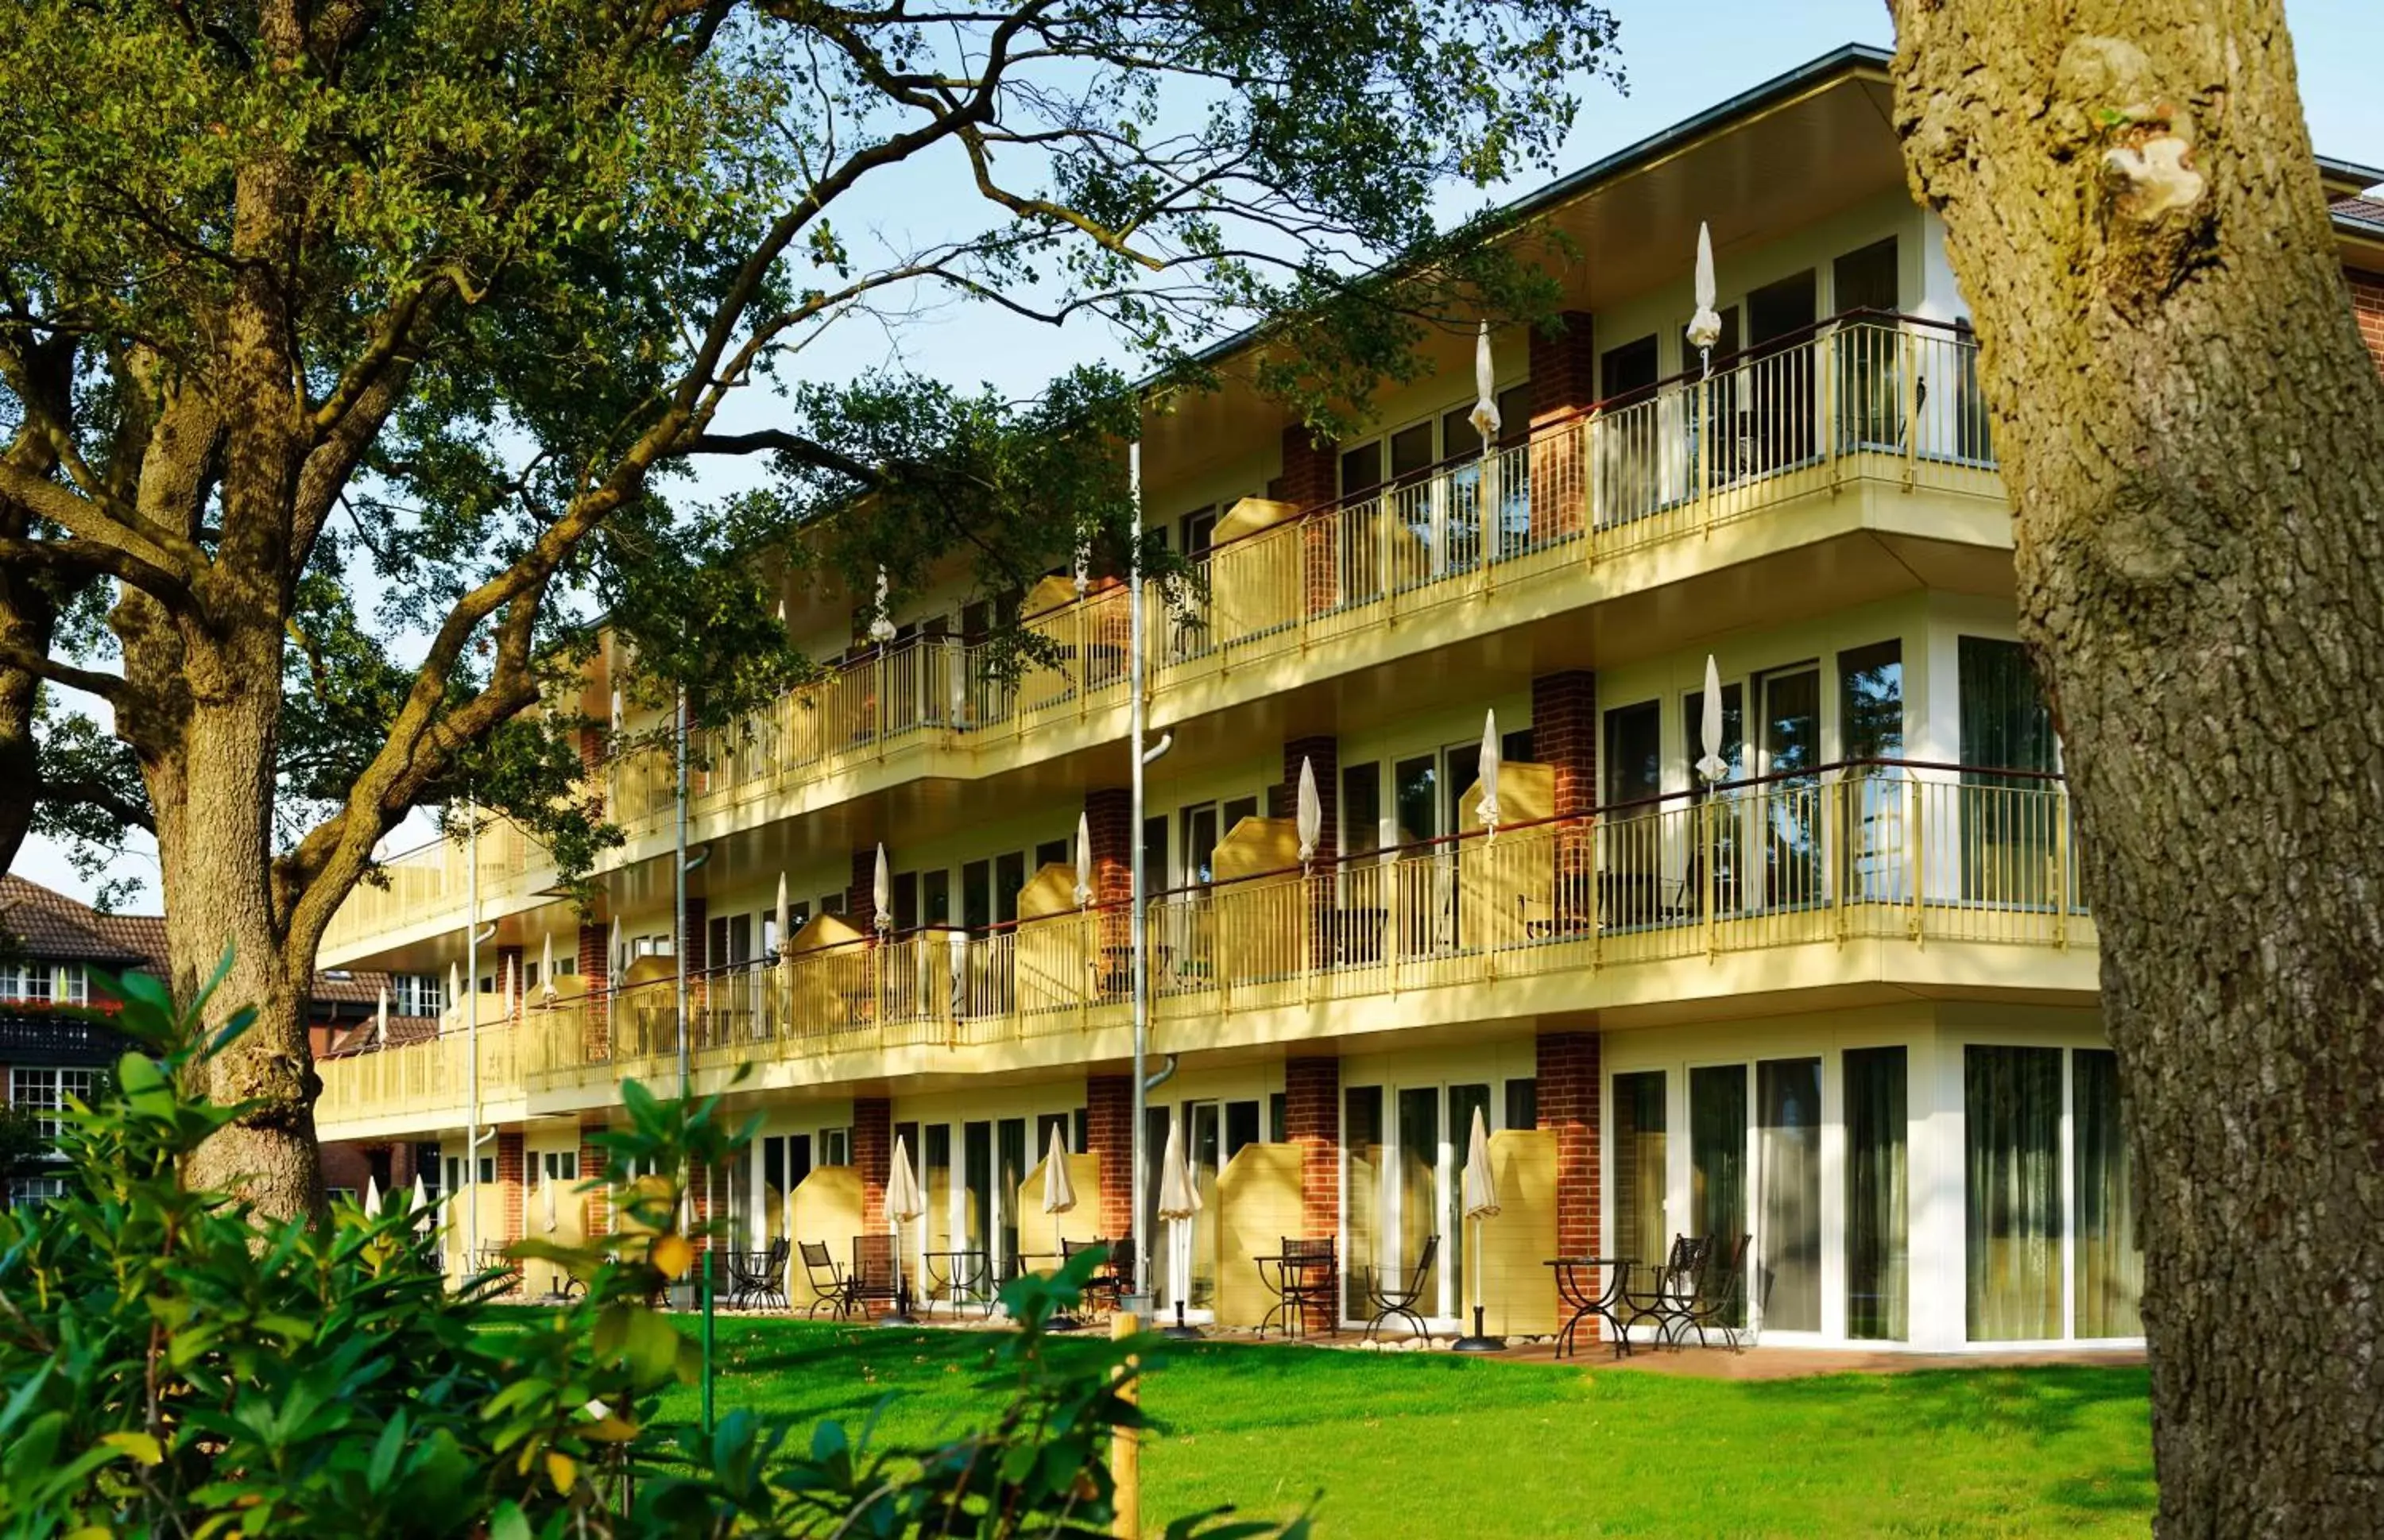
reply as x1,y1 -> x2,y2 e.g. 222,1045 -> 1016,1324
1360,1234 -> 1439,1345
850,1233 -> 903,1318
799,1240 -> 858,1319
1258,1236 -> 1337,1339
1620,1233 -> 1709,1347
1663,1233 -> 1752,1352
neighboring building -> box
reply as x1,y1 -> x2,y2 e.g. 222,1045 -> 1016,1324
0,875 -> 439,1201
305,45 -> 2384,1351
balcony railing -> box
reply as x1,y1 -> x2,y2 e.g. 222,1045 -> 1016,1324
322,818 -> 540,954
317,760 -> 2083,1130
323,315 -> 1999,951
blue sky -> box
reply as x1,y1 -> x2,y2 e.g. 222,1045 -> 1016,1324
17,2 -> 2382,909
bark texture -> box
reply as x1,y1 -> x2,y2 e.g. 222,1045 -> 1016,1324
1891,6 -> 2384,1534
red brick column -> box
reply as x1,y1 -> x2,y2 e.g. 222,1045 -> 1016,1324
578,722 -> 606,814
1528,311 -> 1596,543
1534,670 -> 1597,930
1537,1031 -> 1601,1269
1285,1058 -> 1339,1241
1270,423 -> 1335,509
497,1131 -> 526,1244
577,923 -> 610,1062
1086,1073 -> 1135,1240
2351,267 -> 2384,378
579,1114 -> 611,1237
854,1096 -> 891,1227
847,849 -> 880,932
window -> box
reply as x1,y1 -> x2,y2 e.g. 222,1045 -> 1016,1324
1602,701 -> 1662,808
1221,795 -> 1257,839
1181,803 -> 1221,888
1338,441 -> 1383,499
391,973 -> 443,1016
1964,1045 -> 2062,1341
1268,1092 -> 1287,1144
1441,384 -> 1535,455
1845,1046 -> 1910,1341
1833,237 -> 1899,314
10,1067 -> 97,1143
892,873 -> 919,932
819,1126 -> 852,1167
963,859 -> 993,933
923,869 -> 951,927
1612,1072 -> 1667,1274
2074,1049 -> 2143,1338
1393,754 -> 1437,845
706,913 -> 754,968
995,852 -> 1027,925
1178,506 -> 1217,559
1141,817 -> 1168,897
1034,838 -> 1068,871
1504,1077 -> 1538,1132
1838,640 -> 1904,764
0,962 -> 86,1005
1959,638 -> 2056,778
1757,1058 -> 1822,1333
1600,335 -> 1659,400
1388,420 -> 1434,485
1225,1100 -> 1260,1162
1341,761 -> 1382,858
1037,1111 -> 1073,1158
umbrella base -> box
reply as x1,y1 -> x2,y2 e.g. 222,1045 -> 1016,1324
1452,1334 -> 1507,1353
876,1311 -> 919,1328
1161,1302 -> 1203,1340
1047,1314 -> 1085,1333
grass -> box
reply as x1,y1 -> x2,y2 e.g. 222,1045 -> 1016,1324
649,1316 -> 2154,1538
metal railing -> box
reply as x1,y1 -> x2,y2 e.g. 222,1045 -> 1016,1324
323,314 -> 1999,952
322,818 -> 540,954
317,759 -> 2080,1130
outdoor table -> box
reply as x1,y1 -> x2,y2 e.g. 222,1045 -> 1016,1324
923,1248 -> 996,1317
1546,1256 -> 1636,1360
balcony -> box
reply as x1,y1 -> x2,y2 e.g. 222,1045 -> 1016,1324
321,315 -> 2003,963
315,760 -> 2092,1138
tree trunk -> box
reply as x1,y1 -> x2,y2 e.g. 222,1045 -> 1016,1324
148,619 -> 323,1221
1891,7 -> 2384,1534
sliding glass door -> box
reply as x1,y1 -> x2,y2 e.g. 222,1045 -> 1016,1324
2072,1051 -> 2143,1338
1843,1047 -> 1909,1340
1755,1058 -> 1822,1333
1964,1046 -> 2063,1341
1612,1072 -> 1668,1270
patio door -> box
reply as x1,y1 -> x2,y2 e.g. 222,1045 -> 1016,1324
1756,664 -> 1822,908
759,1132 -> 811,1244
1144,1100 -> 1223,1312
1364,1081 -> 1496,1325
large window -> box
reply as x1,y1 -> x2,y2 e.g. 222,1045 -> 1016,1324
390,972 -> 443,1016
1959,637 -> 2061,906
1756,1058 -> 1822,1332
1602,701 -> 1662,808
1964,1046 -> 2064,1341
0,962 -> 86,1005
1341,761 -> 1383,859
2073,1050 -> 2144,1338
1612,1073 -> 1667,1271
10,1066 -> 98,1143
1844,1046 -> 1909,1340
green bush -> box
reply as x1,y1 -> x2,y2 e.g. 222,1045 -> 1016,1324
0,962 -> 1298,1538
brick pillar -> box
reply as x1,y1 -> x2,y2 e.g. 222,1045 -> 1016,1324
579,1114 -> 611,1237
497,945 -> 524,1020
1531,671 -> 1598,816
2351,267 -> 2384,378
1270,423 -> 1336,509
1534,670 -> 1597,930
1528,311 -> 1596,543
1285,1058 -> 1340,1331
1084,787 -> 1132,973
578,722 -> 606,814
1086,1073 -> 1135,1240
577,923 -> 610,1062
1538,1031 -> 1601,1278
854,1096 -> 891,1227
680,896 -> 708,1019
848,849 -> 880,933
497,1130 -> 526,1244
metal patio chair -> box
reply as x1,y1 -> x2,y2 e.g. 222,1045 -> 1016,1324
1360,1234 -> 1439,1345
1620,1233 -> 1709,1347
1663,1233 -> 1752,1352
799,1240 -> 858,1319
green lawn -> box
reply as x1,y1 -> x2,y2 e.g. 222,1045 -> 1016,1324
651,1317 -> 2153,1538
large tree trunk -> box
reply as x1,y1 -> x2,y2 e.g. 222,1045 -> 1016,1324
1891,7 -> 2384,1534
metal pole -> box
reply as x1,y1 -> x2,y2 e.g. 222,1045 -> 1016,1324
701,1248 -> 717,1436
675,687 -> 690,1096
465,795 -> 480,1267
1128,440 -> 1151,1303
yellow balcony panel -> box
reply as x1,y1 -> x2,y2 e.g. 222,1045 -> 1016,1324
315,764 -> 2092,1141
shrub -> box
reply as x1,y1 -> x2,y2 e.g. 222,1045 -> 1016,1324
0,961 -> 1297,1538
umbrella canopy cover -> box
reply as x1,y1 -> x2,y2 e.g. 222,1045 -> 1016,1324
363,1174 -> 382,1213
376,985 -> 389,1043
608,916 -> 621,978
884,1135 -> 925,1225
544,1173 -> 559,1232
1461,1106 -> 1500,1221
869,567 -> 896,642
873,842 -> 892,933
540,932 -> 556,1000
774,872 -> 791,959
446,962 -> 462,1027
1468,321 -> 1501,444
1295,756 -> 1322,865
409,1173 -> 432,1235
1687,222 -> 1724,357
1040,1124 -> 1078,1213
1156,1116 -> 1203,1221
1476,709 -> 1503,836
1697,654 -> 1731,783
1074,810 -> 1093,907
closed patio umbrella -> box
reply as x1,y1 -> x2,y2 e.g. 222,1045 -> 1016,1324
873,842 -> 892,935
447,962 -> 462,1027
1477,709 -> 1503,840
1698,655 -> 1730,784
1688,222 -> 1724,377
774,872 -> 791,959
543,1166 -> 559,1233
540,931 -> 556,1001
882,1135 -> 923,1324
409,1172 -> 432,1236
1040,1124 -> 1082,1329
869,568 -> 896,644
1295,756 -> 1322,869
363,1174 -> 382,1214
1157,1116 -> 1206,1339
1467,320 -> 1501,443
375,984 -> 389,1045
1453,1106 -> 1505,1352
1074,810 -> 1093,908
